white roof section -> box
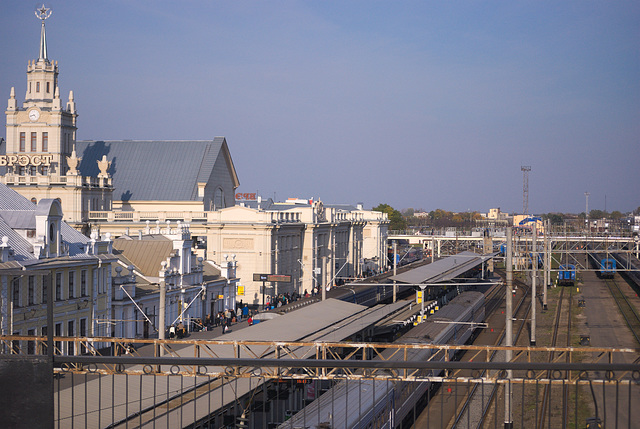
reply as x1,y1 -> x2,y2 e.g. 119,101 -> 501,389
390,251 -> 495,284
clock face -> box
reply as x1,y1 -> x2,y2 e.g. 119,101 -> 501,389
28,109 -> 40,121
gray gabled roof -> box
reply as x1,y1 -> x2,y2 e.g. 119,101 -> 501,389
0,181 -> 38,211
75,138 -> 239,202
0,183 -> 92,261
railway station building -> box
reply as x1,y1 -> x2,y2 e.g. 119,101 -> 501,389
1,8 -> 389,314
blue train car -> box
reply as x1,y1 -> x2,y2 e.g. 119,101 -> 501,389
558,264 -> 576,286
529,252 -> 543,269
599,258 -> 616,278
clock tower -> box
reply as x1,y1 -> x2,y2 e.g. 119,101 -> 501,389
5,5 -> 76,176
2,5 -> 112,226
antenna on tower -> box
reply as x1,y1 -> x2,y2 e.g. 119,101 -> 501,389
521,166 -> 531,215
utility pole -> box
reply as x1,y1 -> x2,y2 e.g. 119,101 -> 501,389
322,256 -> 327,301
393,241 -> 397,303
585,192 -> 590,231
505,227 -> 513,428
543,220 -> 549,310
158,277 -> 166,359
531,223 -> 537,345
521,166 -> 531,216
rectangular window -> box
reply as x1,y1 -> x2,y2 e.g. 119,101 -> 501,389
41,166 -> 48,175
42,274 -> 50,304
36,82 -> 40,92
30,166 -> 37,176
12,332 -> 20,354
12,278 -> 20,308
42,132 -> 48,152
55,272 -> 62,301
68,271 -> 75,299
46,82 -> 50,93
40,326 -> 48,355
27,329 -> 35,355
20,132 -> 25,152
81,270 -> 87,296
80,319 -> 87,354
68,320 -> 75,356
28,276 -> 35,305
54,323 -> 61,356
31,132 -> 37,152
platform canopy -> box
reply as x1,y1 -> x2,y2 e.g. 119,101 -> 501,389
390,251 -> 496,285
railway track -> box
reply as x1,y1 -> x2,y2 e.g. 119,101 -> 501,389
537,286 -> 573,429
603,277 -> 640,346
450,271 -> 531,429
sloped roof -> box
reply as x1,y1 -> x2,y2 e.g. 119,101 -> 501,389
0,182 -> 38,211
0,183 -> 104,262
390,251 -> 491,284
75,138 -> 239,202
112,235 -> 174,277
0,216 -> 33,261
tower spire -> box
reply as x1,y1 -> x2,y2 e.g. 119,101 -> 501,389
35,4 -> 52,61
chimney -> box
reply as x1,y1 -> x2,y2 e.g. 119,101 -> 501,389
0,236 -> 11,262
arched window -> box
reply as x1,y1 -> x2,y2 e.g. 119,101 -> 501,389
214,188 -> 224,210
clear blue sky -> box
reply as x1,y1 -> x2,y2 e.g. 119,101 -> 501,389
1,1 -> 638,214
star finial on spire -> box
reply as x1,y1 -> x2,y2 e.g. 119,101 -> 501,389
35,4 -> 52,22
35,5 -> 52,61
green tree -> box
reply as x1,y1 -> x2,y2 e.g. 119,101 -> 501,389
373,203 -> 407,231
543,213 -> 564,225
610,211 -> 623,220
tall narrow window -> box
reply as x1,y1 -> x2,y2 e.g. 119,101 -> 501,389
214,188 -> 224,210
31,132 -> 37,151
42,275 -> 49,304
81,270 -> 87,297
42,132 -> 48,152
36,82 -> 40,92
54,323 -> 61,355
46,82 -> 50,93
67,321 -> 75,356
12,278 -> 20,308
27,329 -> 35,355
55,272 -> 62,301
80,319 -> 87,354
68,271 -> 75,299
28,276 -> 35,305
20,132 -> 25,152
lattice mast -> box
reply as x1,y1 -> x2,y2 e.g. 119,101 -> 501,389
521,166 -> 531,215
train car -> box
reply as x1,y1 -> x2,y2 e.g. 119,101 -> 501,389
277,291 -> 485,429
528,252 -> 543,269
557,264 -> 576,286
598,258 -> 616,278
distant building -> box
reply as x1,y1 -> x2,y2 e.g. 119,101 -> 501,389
208,198 -> 388,304
1,13 -> 113,225
110,230 -> 236,339
0,183 -> 116,355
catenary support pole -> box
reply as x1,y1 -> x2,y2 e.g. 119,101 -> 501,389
158,279 -> 166,358
393,240 -> 397,303
322,256 -> 326,301
543,220 -> 549,310
531,223 -> 537,345
505,227 -> 513,428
